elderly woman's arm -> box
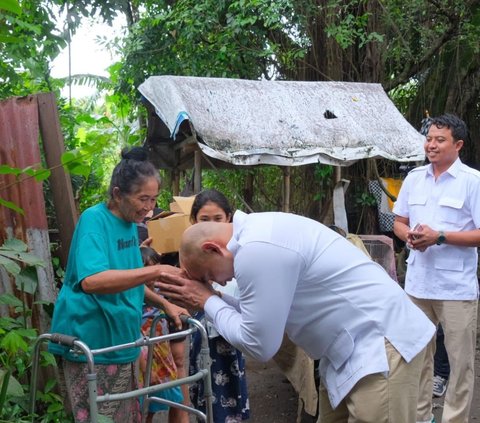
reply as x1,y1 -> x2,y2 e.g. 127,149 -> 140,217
81,265 -> 183,294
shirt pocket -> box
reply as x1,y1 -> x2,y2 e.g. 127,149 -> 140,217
407,195 -> 427,226
325,328 -> 354,369
438,197 -> 465,228
324,329 -> 356,387
408,195 -> 427,207
434,257 -> 464,272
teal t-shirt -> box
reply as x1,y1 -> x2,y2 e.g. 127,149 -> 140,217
49,203 -> 144,364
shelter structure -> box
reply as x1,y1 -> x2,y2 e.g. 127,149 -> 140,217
138,75 -> 425,225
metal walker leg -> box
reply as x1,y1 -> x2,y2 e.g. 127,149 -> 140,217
30,317 -> 213,423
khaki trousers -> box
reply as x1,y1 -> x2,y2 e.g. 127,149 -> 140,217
409,297 -> 478,423
318,339 -> 426,423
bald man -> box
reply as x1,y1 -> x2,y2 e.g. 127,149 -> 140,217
157,211 -> 435,423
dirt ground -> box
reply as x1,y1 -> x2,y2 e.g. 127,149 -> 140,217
246,348 -> 480,422
155,309 -> 480,422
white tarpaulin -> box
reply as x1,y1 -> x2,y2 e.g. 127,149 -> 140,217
138,75 -> 425,167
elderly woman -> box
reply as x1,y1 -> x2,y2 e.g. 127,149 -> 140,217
49,146 -> 184,423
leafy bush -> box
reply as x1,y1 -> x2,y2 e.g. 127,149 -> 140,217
0,238 -> 72,422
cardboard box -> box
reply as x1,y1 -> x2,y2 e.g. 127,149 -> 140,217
146,196 -> 195,253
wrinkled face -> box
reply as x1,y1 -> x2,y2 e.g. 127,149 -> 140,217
181,248 -> 234,286
425,125 -> 462,170
195,201 -> 231,223
113,177 -> 159,223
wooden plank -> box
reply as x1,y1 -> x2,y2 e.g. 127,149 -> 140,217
194,150 -> 202,193
36,93 -> 77,267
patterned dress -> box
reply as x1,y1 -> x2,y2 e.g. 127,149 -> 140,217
57,358 -> 141,423
189,311 -> 250,422
139,307 -> 183,412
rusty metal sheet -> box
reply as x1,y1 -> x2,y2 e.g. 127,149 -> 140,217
0,95 -> 47,231
0,95 -> 56,332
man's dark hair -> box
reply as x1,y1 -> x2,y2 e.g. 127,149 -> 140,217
430,114 -> 469,143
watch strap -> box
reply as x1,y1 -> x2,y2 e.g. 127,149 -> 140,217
436,231 -> 446,245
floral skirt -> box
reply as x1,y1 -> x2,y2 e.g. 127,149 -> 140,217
139,308 -> 183,413
57,357 -> 141,423
190,311 -> 250,422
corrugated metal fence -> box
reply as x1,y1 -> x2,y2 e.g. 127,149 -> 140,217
0,93 -> 76,333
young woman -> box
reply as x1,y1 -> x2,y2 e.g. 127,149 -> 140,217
48,147 -> 184,423
189,189 -> 250,423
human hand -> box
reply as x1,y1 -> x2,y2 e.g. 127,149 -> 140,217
145,279 -> 155,290
155,264 -> 187,277
155,272 -> 216,310
145,265 -> 186,292
406,224 -> 423,249
140,237 -> 153,247
407,224 -> 437,252
163,300 -> 190,330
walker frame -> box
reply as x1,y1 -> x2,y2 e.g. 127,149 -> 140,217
29,316 -> 213,423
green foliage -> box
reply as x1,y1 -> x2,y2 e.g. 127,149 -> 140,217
0,239 -> 67,421
0,165 -> 51,215
155,170 -> 175,211
249,167 -> 283,211
58,89 -> 143,211
388,80 -> 419,115
325,0 -> 384,49
117,0 -> 306,100
0,198 -> 23,215
353,189 -> 377,234
0,238 -> 69,421
58,0 -> 126,27
0,239 -> 44,282
50,257 -> 65,287
201,169 -> 245,209
201,166 -> 284,212
0,295 -> 71,421
0,367 -> 22,395
0,0 -> 21,15
313,164 -> 333,202
355,191 -> 376,207
0,0 -> 67,98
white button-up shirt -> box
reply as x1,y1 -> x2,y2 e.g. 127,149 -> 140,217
393,159 -> 480,300
204,211 -> 435,408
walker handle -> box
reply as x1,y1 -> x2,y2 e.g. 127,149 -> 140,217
50,333 -> 79,347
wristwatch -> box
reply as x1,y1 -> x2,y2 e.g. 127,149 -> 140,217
436,231 -> 446,245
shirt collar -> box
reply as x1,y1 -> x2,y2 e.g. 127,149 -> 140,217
227,210 -> 247,255
426,157 -> 462,178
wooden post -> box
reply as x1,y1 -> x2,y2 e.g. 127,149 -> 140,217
334,166 -> 342,184
37,93 -> 78,267
194,150 -> 202,194
282,166 -> 291,212
172,169 -> 180,196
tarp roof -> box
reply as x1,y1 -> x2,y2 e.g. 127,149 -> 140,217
138,75 -> 425,167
